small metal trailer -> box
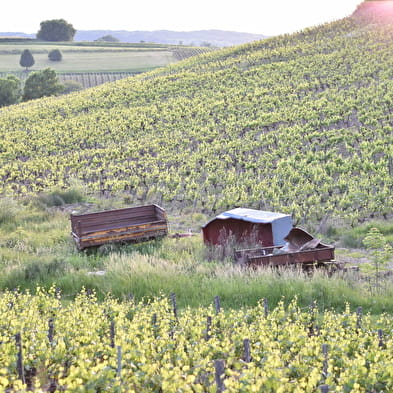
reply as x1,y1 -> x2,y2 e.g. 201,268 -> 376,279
234,227 -> 339,270
70,204 -> 168,250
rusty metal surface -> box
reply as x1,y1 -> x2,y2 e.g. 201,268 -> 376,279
235,246 -> 335,267
283,227 -> 328,252
234,227 -> 335,268
70,204 -> 168,249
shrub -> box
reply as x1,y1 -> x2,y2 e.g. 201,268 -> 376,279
48,49 -> 62,61
0,75 -> 21,107
22,68 -> 64,101
36,181 -> 86,208
62,80 -> 83,94
37,189 -> 85,207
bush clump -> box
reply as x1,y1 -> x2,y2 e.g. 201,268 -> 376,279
36,183 -> 86,207
48,49 -> 62,61
0,197 -> 20,224
62,80 -> 83,94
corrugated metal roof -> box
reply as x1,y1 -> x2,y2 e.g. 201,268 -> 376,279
214,208 -> 291,224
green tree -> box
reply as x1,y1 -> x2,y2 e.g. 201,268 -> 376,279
48,49 -> 63,61
37,19 -> 76,42
0,75 -> 21,107
19,49 -> 35,71
22,68 -> 64,101
363,227 -> 393,292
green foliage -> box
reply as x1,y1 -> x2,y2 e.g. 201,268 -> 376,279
48,48 -> 62,61
363,227 -> 393,273
19,48 -> 34,70
22,68 -> 64,101
36,186 -> 86,207
36,19 -> 76,42
0,290 -> 393,392
0,74 -> 21,107
61,79 -> 83,94
339,220 -> 393,248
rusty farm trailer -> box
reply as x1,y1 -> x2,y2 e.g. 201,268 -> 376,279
235,227 -> 337,270
70,204 -> 168,250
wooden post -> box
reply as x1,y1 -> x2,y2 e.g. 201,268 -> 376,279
378,329 -> 383,347
152,313 -> 158,338
15,333 -> 25,384
322,344 -> 328,380
214,296 -> 221,314
48,318 -> 54,345
116,346 -> 122,379
170,292 -> 178,320
243,338 -> 251,363
214,359 -> 225,392
205,316 -> 212,341
110,320 -> 115,348
356,306 -> 362,330
263,298 -> 268,318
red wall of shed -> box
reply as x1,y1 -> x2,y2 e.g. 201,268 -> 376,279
202,219 -> 273,246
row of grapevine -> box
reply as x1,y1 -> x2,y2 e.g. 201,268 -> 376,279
172,47 -> 215,61
58,72 -> 136,88
0,288 -> 392,392
0,72 -> 136,89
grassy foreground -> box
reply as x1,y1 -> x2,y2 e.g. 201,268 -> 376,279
0,194 -> 392,314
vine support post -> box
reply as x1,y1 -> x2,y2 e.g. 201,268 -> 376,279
214,359 -> 226,392
214,296 -> 221,314
15,332 -> 25,384
243,338 -> 251,363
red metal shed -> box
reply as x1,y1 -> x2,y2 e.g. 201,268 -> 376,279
202,208 -> 293,247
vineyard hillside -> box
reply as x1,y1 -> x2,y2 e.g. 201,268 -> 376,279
0,1 -> 392,226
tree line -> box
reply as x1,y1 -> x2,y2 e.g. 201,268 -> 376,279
0,19 -> 76,107
0,69 -> 65,107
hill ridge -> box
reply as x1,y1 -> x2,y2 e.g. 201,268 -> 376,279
0,29 -> 267,47
0,11 -> 392,226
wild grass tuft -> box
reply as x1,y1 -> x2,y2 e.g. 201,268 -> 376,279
0,197 -> 20,224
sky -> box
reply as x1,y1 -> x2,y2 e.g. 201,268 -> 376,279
2,0 -> 362,36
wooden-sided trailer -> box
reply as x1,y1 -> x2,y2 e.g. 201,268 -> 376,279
70,204 -> 168,250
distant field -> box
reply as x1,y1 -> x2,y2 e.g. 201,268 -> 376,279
0,40 -> 212,72
0,49 -> 176,72
0,43 -> 169,53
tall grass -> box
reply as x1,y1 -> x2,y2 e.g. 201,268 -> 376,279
0,197 -> 20,224
99,251 -> 393,313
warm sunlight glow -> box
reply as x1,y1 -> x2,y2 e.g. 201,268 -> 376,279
355,0 -> 393,21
